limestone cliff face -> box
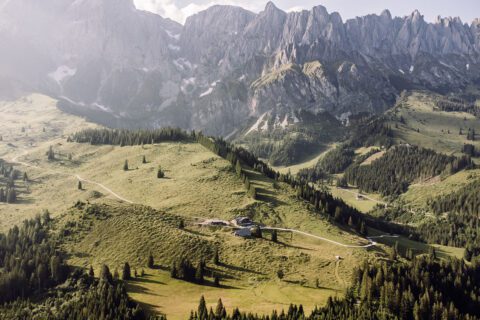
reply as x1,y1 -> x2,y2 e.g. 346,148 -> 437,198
0,0 -> 479,135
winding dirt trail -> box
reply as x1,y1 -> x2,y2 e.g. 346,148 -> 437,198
9,150 -> 133,204
9,149 -> 399,249
266,227 -> 399,248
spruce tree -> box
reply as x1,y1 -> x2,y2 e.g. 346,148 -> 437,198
157,166 -> 165,178
78,181 -> 82,190
271,230 -> 278,242
122,262 -> 132,280
142,155 -> 147,164
195,261 -> 204,284
47,146 -> 55,161
213,248 -> 220,265
100,264 -> 112,283
123,160 -> 129,171
148,254 -> 154,268
198,296 -> 207,320
215,299 -> 224,319
88,265 -> 94,278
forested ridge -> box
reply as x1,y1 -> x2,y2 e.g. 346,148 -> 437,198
0,159 -> 21,203
344,145 -> 472,196
0,213 -> 155,319
190,257 -> 480,320
70,127 -> 193,145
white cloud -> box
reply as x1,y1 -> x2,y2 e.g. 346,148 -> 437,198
134,0 -> 266,23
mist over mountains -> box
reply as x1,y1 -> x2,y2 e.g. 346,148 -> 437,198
1,0 -> 480,135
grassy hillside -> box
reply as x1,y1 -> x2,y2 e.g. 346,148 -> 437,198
58,203 -> 372,319
386,91 -> 480,158
0,95 -> 385,319
0,94 -> 98,229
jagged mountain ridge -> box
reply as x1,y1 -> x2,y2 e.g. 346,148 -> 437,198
1,0 -> 479,135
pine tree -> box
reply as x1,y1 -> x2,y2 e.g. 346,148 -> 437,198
277,269 -> 284,280
198,296 -> 208,320
148,254 -> 154,268
6,188 -> 16,203
122,262 -> 132,280
235,160 -> 242,177
47,146 -> 55,160
215,299 -> 224,319
360,221 -> 367,236
113,268 -> 119,280
157,166 -> 165,178
213,248 -> 220,265
195,261 -> 204,284
88,266 -> 95,278
171,262 -> 178,278
100,264 -> 112,283
271,229 -> 278,242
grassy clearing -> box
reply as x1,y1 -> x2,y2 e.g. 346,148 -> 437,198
59,203 -> 372,320
127,270 -> 339,320
387,91 -> 480,158
400,169 -> 480,209
329,187 -> 382,213
367,228 -> 464,260
271,144 -> 336,175
0,94 -> 97,230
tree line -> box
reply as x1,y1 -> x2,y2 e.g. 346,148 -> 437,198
433,95 -> 480,117
344,145 -> 473,196
0,159 -> 21,203
70,127 -> 193,146
190,256 -> 480,320
0,212 -> 158,319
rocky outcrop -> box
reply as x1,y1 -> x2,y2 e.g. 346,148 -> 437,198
0,1 -> 479,135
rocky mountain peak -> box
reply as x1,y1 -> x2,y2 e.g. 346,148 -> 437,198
380,9 -> 392,20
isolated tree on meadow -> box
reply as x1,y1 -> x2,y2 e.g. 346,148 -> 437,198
142,155 -> 147,164
122,262 -> 132,280
47,146 -> 55,160
78,181 -> 82,190
157,166 -> 165,178
148,254 -> 154,268
123,160 -> 129,171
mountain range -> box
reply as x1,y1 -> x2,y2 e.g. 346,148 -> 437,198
1,0 -> 479,136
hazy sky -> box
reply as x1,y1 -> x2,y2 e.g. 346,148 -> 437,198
134,0 -> 480,24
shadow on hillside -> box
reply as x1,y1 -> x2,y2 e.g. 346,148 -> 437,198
131,276 -> 166,286
276,240 -> 312,251
221,262 -> 264,275
127,282 -> 161,297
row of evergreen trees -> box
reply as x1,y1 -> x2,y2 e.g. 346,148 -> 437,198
0,188 -> 17,203
70,127 -> 193,146
433,95 -> 480,117
191,256 -> 480,320
0,213 -> 157,319
0,212 -> 67,304
70,128 -> 413,238
344,145 -> 473,196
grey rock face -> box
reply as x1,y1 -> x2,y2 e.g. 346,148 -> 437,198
1,1 -> 479,135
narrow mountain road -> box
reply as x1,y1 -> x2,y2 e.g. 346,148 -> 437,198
264,227 -> 399,248
9,151 -> 133,204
